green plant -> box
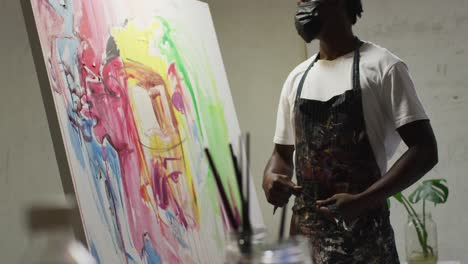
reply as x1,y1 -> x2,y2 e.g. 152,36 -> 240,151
393,179 -> 449,258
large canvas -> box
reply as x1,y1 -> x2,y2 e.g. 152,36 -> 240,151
29,0 -> 264,263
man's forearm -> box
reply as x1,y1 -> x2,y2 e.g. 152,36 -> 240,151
359,144 -> 438,206
262,145 -> 295,190
264,153 -> 293,177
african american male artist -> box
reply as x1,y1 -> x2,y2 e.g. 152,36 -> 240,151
262,0 -> 438,263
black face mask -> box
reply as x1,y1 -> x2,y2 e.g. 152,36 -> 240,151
295,1 -> 323,43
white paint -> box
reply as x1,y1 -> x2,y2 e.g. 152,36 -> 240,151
1,0 -> 265,263
26,0 -> 264,262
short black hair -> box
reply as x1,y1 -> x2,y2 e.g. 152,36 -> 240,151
346,0 -> 363,25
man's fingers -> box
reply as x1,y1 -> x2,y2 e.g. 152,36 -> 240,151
273,176 -> 302,194
269,199 -> 288,208
315,195 -> 337,207
267,174 -> 303,207
291,186 -> 303,196
275,193 -> 291,203
281,178 -> 299,190
268,195 -> 290,207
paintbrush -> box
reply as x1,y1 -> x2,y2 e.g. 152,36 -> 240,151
229,144 -> 242,205
278,204 -> 287,242
205,149 -> 239,231
232,134 -> 252,255
229,142 -> 252,232
244,133 -> 252,234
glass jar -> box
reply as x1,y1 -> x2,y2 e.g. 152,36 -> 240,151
224,228 -> 267,264
405,213 -> 438,264
254,236 -> 312,264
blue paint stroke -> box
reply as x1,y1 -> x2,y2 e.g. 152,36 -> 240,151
90,241 -> 101,264
86,138 -> 126,251
166,211 -> 190,249
48,0 -> 75,36
125,253 -> 138,264
47,0 -> 132,262
66,118 -> 86,166
142,234 -> 162,264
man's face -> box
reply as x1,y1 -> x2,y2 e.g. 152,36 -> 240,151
297,0 -> 343,17
296,0 -> 349,38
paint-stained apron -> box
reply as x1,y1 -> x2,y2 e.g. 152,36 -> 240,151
290,40 -> 400,264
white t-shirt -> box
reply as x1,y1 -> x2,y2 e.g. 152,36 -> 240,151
273,41 -> 428,174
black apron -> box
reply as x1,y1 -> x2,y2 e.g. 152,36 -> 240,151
290,41 -> 400,264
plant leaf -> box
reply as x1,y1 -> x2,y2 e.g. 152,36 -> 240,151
431,181 -> 449,201
409,178 -> 449,206
393,192 -> 405,204
408,188 -> 422,204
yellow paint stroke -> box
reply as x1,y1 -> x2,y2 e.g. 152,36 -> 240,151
113,21 -> 200,226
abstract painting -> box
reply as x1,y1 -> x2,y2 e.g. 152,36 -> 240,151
29,0 -> 263,263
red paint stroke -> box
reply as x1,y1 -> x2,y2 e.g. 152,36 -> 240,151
168,64 -> 186,114
75,27 -> 184,262
33,1 -> 209,262
124,61 -> 199,228
32,1 -> 67,95
151,157 -> 188,228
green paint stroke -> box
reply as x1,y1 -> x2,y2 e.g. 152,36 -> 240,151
157,17 -> 204,139
157,16 -> 242,218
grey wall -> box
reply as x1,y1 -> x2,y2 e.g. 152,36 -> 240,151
352,0 -> 468,262
0,0 -> 66,263
202,0 -> 306,243
0,0 -> 305,263
2,0 -> 467,263
208,0 -> 468,262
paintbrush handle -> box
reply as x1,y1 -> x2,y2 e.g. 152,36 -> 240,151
229,144 -> 243,201
278,205 -> 287,242
229,144 -> 250,232
205,149 -> 239,231
245,134 -> 250,219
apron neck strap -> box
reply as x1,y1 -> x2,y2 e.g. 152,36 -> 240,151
295,39 -> 364,101
353,39 -> 364,90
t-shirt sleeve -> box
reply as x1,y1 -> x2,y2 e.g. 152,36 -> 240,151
381,61 -> 429,129
273,74 -> 295,145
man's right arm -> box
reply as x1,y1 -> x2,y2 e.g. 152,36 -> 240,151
262,144 -> 302,207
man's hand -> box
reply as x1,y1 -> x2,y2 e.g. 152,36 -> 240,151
315,193 -> 369,223
263,173 -> 303,207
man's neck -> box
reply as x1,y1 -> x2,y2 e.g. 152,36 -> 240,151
318,29 -> 358,61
